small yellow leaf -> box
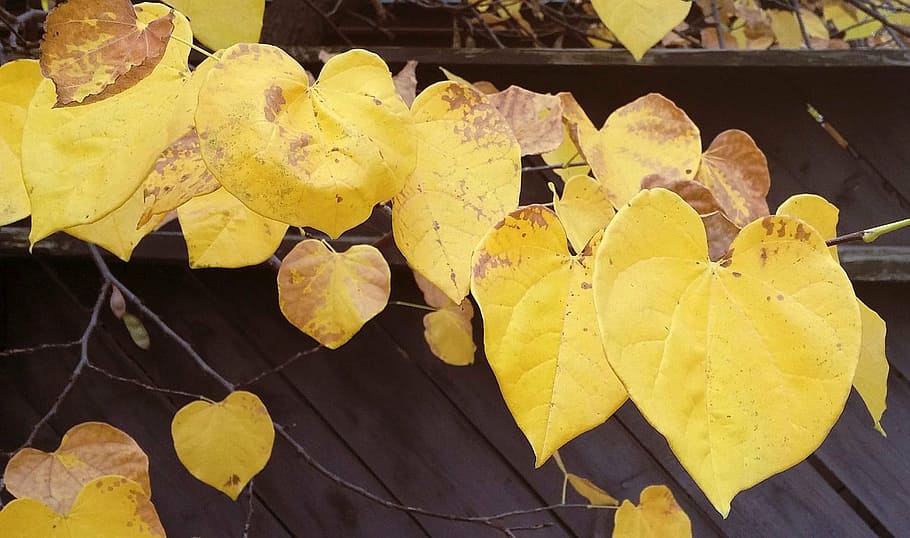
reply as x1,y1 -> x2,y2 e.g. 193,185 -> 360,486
486,85 -> 564,156
0,476 -> 164,537
24,3 -> 192,244
424,303 -> 476,366
197,45 -> 416,238
580,94 -> 701,208
278,240 -> 391,349
40,0 -> 175,106
613,485 -> 692,537
0,60 -> 42,226
172,391 -> 275,500
594,189 -> 861,516
472,206 -> 627,466
168,0 -> 264,50
695,129 -> 770,228
393,81 -> 521,303
591,0 -> 693,60
553,175 -> 616,253
768,9 -> 829,49
178,188 -> 288,268
3,423 -> 150,514
566,473 -> 619,506
824,3 -> 881,41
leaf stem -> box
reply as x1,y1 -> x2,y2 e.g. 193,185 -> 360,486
168,33 -> 218,60
388,300 -> 436,312
826,217 -> 910,246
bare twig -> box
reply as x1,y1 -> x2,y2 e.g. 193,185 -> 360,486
86,363 -> 211,401
299,0 -> 354,46
236,345 -> 323,387
791,0 -> 813,49
522,161 -> 586,173
0,339 -> 81,358
243,480 -> 256,538
711,0 -> 725,48
848,0 -> 910,39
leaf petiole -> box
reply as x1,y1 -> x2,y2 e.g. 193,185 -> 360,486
388,300 -> 436,312
826,216 -> 910,246
168,32 -> 218,61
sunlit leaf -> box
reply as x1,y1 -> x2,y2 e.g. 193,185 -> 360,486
613,485 -> 692,537
694,129 -> 770,228
487,85 -> 564,156
594,189 -> 861,516
178,188 -> 288,268
472,206 -> 627,466
424,303 -> 476,366
41,0 -> 175,106
196,45 -> 416,238
278,240 -> 391,349
0,476 -> 164,537
0,60 -> 42,226
590,0 -> 692,60
23,3 -> 192,244
552,175 -> 615,253
168,0 -> 264,50
3,423 -> 150,514
580,94 -> 701,208
172,391 -> 275,500
566,473 -> 619,506
393,81 -> 521,303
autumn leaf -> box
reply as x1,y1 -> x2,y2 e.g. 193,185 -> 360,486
393,81 -> 521,303
471,206 -> 627,466
824,3 -> 881,41
613,485 -> 692,537
590,0 -> 693,60
278,240 -> 391,349
552,175 -> 615,253
393,60 -> 419,107
178,188 -> 288,268
0,60 -> 42,226
486,86 -> 564,155
3,423 -> 150,514
41,0 -> 175,106
439,67 -> 499,94
594,189 -> 861,516
566,473 -> 619,506
196,45 -> 416,238
168,0 -> 264,50
414,271 -> 476,366
768,9 -> 829,49
24,3 -> 192,244
580,93 -> 701,208
541,92 -> 594,182
0,476 -> 164,537
694,129 -> 770,227
776,194 -> 889,436
172,391 -> 275,500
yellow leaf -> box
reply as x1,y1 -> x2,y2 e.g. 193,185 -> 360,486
591,0 -> 693,60
23,3 -> 192,244
823,3 -> 881,41
172,391 -> 275,500
278,240 -> 391,349
613,485 -> 692,537
0,476 -> 164,537
566,473 -> 619,506
40,0 -> 175,106
393,81 -> 521,303
486,85 -> 564,156
177,188 -> 288,268
472,206 -> 627,466
196,45 -> 416,238
594,189 -> 861,516
776,194 -> 889,435
0,60 -> 42,226
580,94 -> 701,208
3,423 -> 150,514
553,175 -> 615,253
768,9 -> 828,49
424,303 -> 476,366
694,129 -> 770,227
541,92 -> 594,182
168,0 -> 264,50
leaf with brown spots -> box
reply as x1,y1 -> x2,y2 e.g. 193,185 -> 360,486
40,0 -> 175,106
579,93 -> 702,208
486,85 -> 564,156
278,240 -> 391,349
695,129 -> 770,227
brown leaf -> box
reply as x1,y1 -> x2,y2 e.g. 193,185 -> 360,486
40,0 -> 175,106
701,28 -> 740,49
393,60 -> 418,108
695,129 -> 770,227
487,86 -> 564,156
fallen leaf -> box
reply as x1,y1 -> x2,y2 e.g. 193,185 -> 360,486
0,60 -> 42,226
700,27 -> 739,48
823,3 -> 881,41
487,85 -> 564,155
168,0 -> 264,50
591,0 -> 693,60
613,485 -> 692,537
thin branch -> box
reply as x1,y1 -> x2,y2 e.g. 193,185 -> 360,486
848,0 -> 910,39
522,161 -> 586,173
299,0 -> 354,46
470,5 -> 507,48
86,363 -> 211,401
243,480 -> 255,538
236,345 -> 323,388
791,1 -> 813,49
0,339 -> 81,358
711,0 -> 725,48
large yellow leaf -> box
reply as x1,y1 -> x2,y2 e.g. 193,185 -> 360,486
3,423 -> 150,514
776,194 -> 889,435
40,0 -> 175,106
613,485 -> 692,537
0,60 -> 42,226
23,3 -> 192,244
471,206 -> 627,466
278,240 -> 391,349
552,174 -> 615,253
694,129 -> 770,228
594,189 -> 861,516
196,45 -> 416,238
178,187 -> 288,268
580,94 -> 701,208
591,0 -> 693,60
393,81 -> 521,303
172,391 -> 275,500
0,476 -> 164,537
168,0 -> 264,50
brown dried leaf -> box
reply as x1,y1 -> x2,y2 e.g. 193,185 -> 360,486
393,60 -> 418,108
487,86 -> 564,156
41,0 -> 175,106
695,129 -> 770,227
701,27 -> 740,48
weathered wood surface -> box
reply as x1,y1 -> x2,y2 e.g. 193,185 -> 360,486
2,258 -> 909,536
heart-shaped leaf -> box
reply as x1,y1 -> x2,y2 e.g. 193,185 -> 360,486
168,0 -> 264,50
695,129 -> 770,227
552,174 -> 615,253
613,485 -> 692,537
591,0 -> 693,60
